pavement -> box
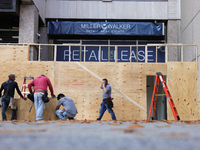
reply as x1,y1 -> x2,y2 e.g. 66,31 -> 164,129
0,120 -> 200,150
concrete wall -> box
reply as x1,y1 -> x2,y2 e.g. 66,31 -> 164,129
19,4 -> 39,60
46,1 -> 170,20
45,0 -> 180,20
181,0 -> 200,119
33,0 -> 46,24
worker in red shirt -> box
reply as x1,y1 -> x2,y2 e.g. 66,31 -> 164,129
28,75 -> 55,121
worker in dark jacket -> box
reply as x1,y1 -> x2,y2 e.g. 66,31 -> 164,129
0,74 -> 26,121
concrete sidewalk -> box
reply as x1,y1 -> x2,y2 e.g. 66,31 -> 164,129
0,120 -> 200,150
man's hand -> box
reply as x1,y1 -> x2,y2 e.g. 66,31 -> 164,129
55,105 -> 60,111
102,81 -> 105,87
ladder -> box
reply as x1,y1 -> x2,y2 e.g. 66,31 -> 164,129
148,72 -> 180,121
20,76 -> 34,97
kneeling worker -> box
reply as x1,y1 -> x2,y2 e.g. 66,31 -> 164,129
55,93 -> 78,120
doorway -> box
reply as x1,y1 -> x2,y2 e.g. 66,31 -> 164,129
147,76 -> 167,120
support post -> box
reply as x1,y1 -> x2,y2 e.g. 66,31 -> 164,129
165,46 -> 168,63
196,45 -> 198,62
115,46 -> 117,63
130,46 -> 132,62
38,45 -> 41,61
54,45 -> 57,62
69,46 -> 71,62
181,45 -> 183,62
99,46 -> 101,62
156,46 -> 158,63
145,45 -> 148,63
84,46 -> 86,62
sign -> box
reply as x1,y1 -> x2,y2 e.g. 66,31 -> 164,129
56,45 -> 165,63
48,21 -> 164,36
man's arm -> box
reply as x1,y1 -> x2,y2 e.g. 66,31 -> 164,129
103,84 -> 111,94
103,84 -> 108,93
0,83 -> 4,97
28,80 -> 34,93
55,105 -> 60,111
16,83 -> 26,100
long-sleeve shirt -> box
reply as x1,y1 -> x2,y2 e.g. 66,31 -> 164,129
0,80 -> 24,98
28,76 -> 54,96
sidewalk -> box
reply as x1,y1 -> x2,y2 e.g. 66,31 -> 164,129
0,120 -> 200,150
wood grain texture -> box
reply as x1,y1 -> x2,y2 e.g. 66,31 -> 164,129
0,46 -> 29,61
167,62 -> 199,120
0,60 -> 197,121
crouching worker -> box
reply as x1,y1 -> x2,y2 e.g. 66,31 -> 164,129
55,93 -> 78,120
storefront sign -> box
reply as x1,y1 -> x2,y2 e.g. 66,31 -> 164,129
48,21 -> 164,36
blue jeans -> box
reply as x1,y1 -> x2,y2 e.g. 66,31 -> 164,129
97,101 -> 116,120
34,93 -> 45,120
56,109 -> 76,120
1,96 -> 17,121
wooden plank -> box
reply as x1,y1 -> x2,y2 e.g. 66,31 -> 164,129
145,46 -> 148,63
54,45 -> 57,62
167,62 -> 199,120
165,46 -> 168,63
38,45 -> 41,61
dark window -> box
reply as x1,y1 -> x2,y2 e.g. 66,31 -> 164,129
0,0 -> 13,9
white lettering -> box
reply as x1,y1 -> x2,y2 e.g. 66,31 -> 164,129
148,50 -> 154,62
138,50 -> 145,61
121,50 -> 129,61
81,24 -> 87,28
73,50 -> 80,61
130,50 -> 136,61
101,51 -> 108,61
89,50 -> 98,61
64,50 -> 69,60
82,50 -> 88,60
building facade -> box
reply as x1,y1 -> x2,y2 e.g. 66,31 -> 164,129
1,0 -> 200,119
0,0 -> 180,61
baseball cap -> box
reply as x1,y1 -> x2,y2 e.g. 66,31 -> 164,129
8,73 -> 17,78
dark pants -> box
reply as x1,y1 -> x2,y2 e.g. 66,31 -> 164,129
97,101 -> 116,120
1,96 -> 17,121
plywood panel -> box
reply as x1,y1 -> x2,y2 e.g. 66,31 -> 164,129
0,98 -> 59,121
167,62 -> 199,120
2,60 -> 198,121
0,61 -> 55,97
0,46 -> 29,61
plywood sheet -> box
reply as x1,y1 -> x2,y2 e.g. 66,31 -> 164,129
1,60 -> 198,121
167,62 -> 199,120
0,45 -> 29,61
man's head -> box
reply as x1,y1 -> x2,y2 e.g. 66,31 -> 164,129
8,73 -> 17,81
57,93 -> 65,100
41,74 -> 45,77
103,78 -> 108,86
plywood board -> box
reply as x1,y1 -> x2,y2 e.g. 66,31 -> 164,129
167,62 -> 199,120
3,60 -> 199,121
0,45 -> 29,61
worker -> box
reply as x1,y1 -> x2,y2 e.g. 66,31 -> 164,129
97,78 -> 116,121
0,74 -> 27,121
55,93 -> 78,120
28,75 -> 55,121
